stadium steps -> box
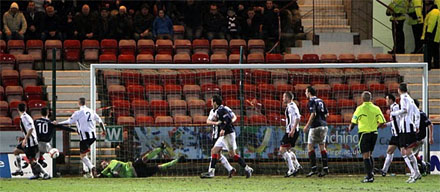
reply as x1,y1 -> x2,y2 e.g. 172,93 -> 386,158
298,0 -> 350,34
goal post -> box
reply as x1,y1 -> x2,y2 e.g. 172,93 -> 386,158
89,62 -> 429,175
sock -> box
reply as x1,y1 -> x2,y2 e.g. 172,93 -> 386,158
219,154 -> 233,172
143,148 -> 162,160
234,154 -> 247,168
409,154 -> 420,175
416,155 -> 426,166
403,155 -> 415,176
82,162 -> 89,172
364,158 -> 373,178
31,162 -> 48,176
382,153 -> 393,173
321,150 -> 328,170
308,150 -> 317,172
210,154 -> 218,171
159,158 -> 179,170
283,152 -> 294,171
289,151 -> 301,169
81,156 -> 94,171
15,155 -> 22,171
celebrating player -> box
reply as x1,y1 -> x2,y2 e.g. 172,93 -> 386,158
303,86 -> 329,177
391,83 -> 421,183
412,99 -> 434,175
200,95 -> 254,178
58,97 -> 106,178
280,92 -> 302,177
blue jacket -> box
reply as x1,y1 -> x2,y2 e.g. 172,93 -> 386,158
152,16 -> 173,37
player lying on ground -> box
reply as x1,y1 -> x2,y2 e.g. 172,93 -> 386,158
98,143 -> 183,178
412,99 -> 434,176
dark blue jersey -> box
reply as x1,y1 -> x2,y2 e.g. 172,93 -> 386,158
418,110 -> 431,138
307,96 -> 328,128
34,118 -> 76,142
215,105 -> 236,135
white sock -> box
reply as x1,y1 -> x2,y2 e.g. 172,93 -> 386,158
409,154 -> 420,175
283,152 -> 294,171
219,154 -> 233,172
15,155 -> 22,171
403,155 -> 415,176
382,153 -> 393,173
81,156 -> 94,171
289,151 -> 300,169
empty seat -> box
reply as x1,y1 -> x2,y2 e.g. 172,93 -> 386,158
211,39 -> 228,54
192,53 -> 210,64
9,101 -> 24,119
302,54 -> 320,63
82,40 -> 100,61
357,53 -> 375,63
156,39 -> 173,55
320,54 -> 338,63
28,100 -> 46,117
174,53 -> 191,64
63,40 -> 81,61
337,99 -> 356,114
252,70 -> 271,84
248,115 -> 267,125
188,99 -> 205,117
165,84 -> 182,101
369,83 -> 387,96
121,70 -> 141,87
151,100 -> 169,117
345,68 -> 363,84
350,83 -> 367,98
26,40 -> 43,61
216,70 -> 233,86
155,116 -> 173,125
159,69 -> 178,85
0,54 -> 16,70
201,84 -> 220,101
374,97 -> 387,111
138,39 -> 155,54
313,84 -> 331,99
323,99 -> 338,114
20,69 -> 38,88
0,101 -> 8,116
141,69 -> 159,85
228,54 -> 246,64
178,69 -> 197,85
0,86 -> 3,100
145,84 -> 163,101
332,84 -> 350,99
155,54 -> 172,64
0,117 -> 12,125
2,69 -> 19,87
15,54 -> 34,70
112,100 -> 131,118
99,54 -> 117,63
127,85 -> 145,101
132,99 -> 150,117
101,39 -> 118,55
258,84 -> 276,100
275,84 -> 294,99
24,86 -> 43,101
136,116 -> 154,126
103,70 -> 121,88
136,54 -> 154,64
327,114 -> 342,124
267,113 -> 284,126
263,99 -> 282,114
193,115 -> 208,124
244,84 -> 257,100
169,99 -> 187,116
118,54 -> 135,64
174,115 -> 192,124
192,39 -> 209,54
229,39 -> 246,54
119,40 -> 136,55
342,112 -> 353,123
174,39 -> 191,54
108,85 -> 126,100
8,40 -> 25,56
386,81 -> 399,95
325,68 -> 344,85
266,53 -> 283,63
294,84 -> 310,101
173,25 -> 185,39
284,54 -> 301,63
117,116 -> 135,126
221,84 -> 238,100
383,69 -> 400,83
183,85 -> 201,101
225,99 -> 240,111
375,53 -> 394,62
248,39 -> 265,53
338,53 -> 356,63
0,40 -> 5,53
45,40 -> 62,60
247,53 -> 264,63
211,53 -> 228,64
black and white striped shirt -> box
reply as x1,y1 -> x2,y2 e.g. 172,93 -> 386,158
391,93 -> 420,134
20,112 -> 38,147
60,106 -> 103,141
386,102 -> 400,137
285,102 -> 301,133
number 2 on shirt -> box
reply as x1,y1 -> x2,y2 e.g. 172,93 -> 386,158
86,112 -> 92,122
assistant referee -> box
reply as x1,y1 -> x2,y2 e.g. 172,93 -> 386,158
348,91 -> 386,183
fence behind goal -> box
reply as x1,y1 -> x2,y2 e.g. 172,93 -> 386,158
89,63 -> 428,176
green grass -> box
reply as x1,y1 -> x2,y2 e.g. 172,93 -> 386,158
1,175 -> 439,192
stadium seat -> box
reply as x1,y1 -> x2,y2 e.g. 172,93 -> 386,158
0,40 -> 5,53
28,100 -> 46,117
221,84 -> 238,100
101,39 -> 118,55
357,53 -> 375,63
252,70 -> 271,84
232,69 -> 252,84
288,69 -> 308,84
20,69 -> 38,88
284,54 -> 301,63
201,84 -> 220,101
197,70 -> 216,86
188,99 -> 205,117
344,68 -> 363,84
174,53 -> 191,64
26,40 -> 43,61
192,53 -> 210,64
192,115 -> 208,124
136,54 -> 154,64
103,70 -> 121,88
247,53 -> 264,63
7,40 -> 25,56
211,39 -> 228,54
174,39 -> 191,54
174,115 -> 192,124
192,39 -> 209,54
13,116 -> 21,126
225,99 -> 240,111
183,85 -> 201,101
132,99 -> 150,117
320,54 -> 338,63
155,116 -> 173,125
342,112 -> 353,123
216,70 -> 233,86
375,53 -> 394,62
178,70 -> 197,85
9,101 -> 25,119
118,54 -> 136,64
308,69 -> 326,85
327,114 -> 342,124
350,83 -> 367,98
325,68 -> 344,85
374,97 -> 387,111
337,99 -> 356,114
386,81 -> 399,95
0,86 -> 4,100
258,84 -> 276,100
145,84 -> 164,101
0,100 -> 8,116
302,54 -> 320,63
138,39 -> 155,55
156,39 -> 173,55
127,85 -> 145,101
108,85 -> 126,100
229,39 -> 246,54
141,69 -> 159,85
235,115 -> 248,125
0,117 -> 12,125
112,100 -> 131,118
99,54 -> 117,63
173,25 -> 185,39
294,84 -> 310,101
369,83 -> 387,97
117,116 -> 135,126
159,69 -> 178,85
266,53 -> 283,63
263,99 -> 282,114
135,116 -> 154,126
211,53 -> 228,64
45,40 -> 62,60
313,84 -> 331,99
383,69 -> 400,83
150,100 -> 169,117
244,84 -> 257,100
228,54 -> 246,64
323,99 -> 338,114
169,99 -> 187,116
338,54 -> 356,63
165,84 -> 182,101
24,86 -> 43,101
247,39 -> 265,53
63,40 -> 81,62
2,69 -> 19,87
0,54 -> 16,70
82,40 -> 100,61
15,54 -> 34,70
275,84 -> 294,100
332,84 -> 350,99
248,115 -> 267,125
155,54 -> 172,64
119,40 -> 136,55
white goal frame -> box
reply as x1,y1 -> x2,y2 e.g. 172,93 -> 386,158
89,63 -> 429,167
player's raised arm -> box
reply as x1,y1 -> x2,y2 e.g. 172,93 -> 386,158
58,111 -> 79,125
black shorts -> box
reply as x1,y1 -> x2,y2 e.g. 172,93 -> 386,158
358,132 -> 378,154
24,145 -> 39,160
280,131 -> 300,148
80,138 -> 96,154
16,143 -> 24,151
399,133 -> 418,148
389,136 -> 400,148
416,131 -> 426,141
132,158 -> 159,177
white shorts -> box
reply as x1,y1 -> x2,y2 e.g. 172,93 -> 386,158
214,132 -> 237,152
307,126 -> 328,145
38,142 -> 52,153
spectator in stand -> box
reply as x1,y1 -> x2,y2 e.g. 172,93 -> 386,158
24,1 -> 43,40
41,5 -> 62,40
114,6 -> 133,40
241,9 -> 263,40
280,9 -> 305,53
97,8 -> 115,40
261,0 -> 279,39
3,2 -> 27,40
182,0 -> 203,40
32,0 -> 47,13
203,4 -> 225,40
74,4 -> 98,40
61,10 -> 76,40
134,4 -> 154,40
152,9 -> 173,40
226,7 -> 242,40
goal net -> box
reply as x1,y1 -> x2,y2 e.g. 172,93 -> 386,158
89,63 -> 428,176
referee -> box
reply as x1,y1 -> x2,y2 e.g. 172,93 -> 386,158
348,91 -> 386,183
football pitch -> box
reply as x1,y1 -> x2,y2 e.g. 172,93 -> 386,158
1,175 -> 440,192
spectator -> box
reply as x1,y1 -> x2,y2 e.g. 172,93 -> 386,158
24,1 -> 44,40
114,6 -> 133,40
3,2 -> 27,40
241,9 -> 263,40
280,9 -> 304,53
41,6 -> 62,40
74,4 -> 98,40
226,7 -> 242,40
134,4 -> 154,40
261,0 -> 279,39
203,4 -> 225,40
61,10 -> 76,40
152,9 -> 173,40
32,0 -> 46,13
182,0 -> 203,40
97,8 -> 115,40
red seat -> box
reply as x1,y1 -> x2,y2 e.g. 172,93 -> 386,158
138,39 -> 155,54
136,54 -> 154,64
294,84 -> 310,101
337,99 -> 356,113
174,39 -> 191,54
155,54 -> 172,64
0,54 -> 16,70
266,113 -> 284,126
2,69 -> 19,87
252,70 -> 271,84
103,70 -> 121,88
45,40 -> 62,60
99,54 -> 117,63
159,70 -> 178,85
108,85 -> 126,100
156,39 -> 173,55
247,39 -> 265,53
221,84 -> 238,99
192,53 -> 210,64
357,53 -> 375,63
313,84 -> 331,99
174,53 -> 191,64
28,100 -> 46,117
244,84 -> 257,100
369,83 -> 387,95
320,54 -> 338,63
174,115 -> 192,124
112,100 -> 131,118
228,54 -> 246,64
247,53 -> 264,63
183,85 -> 201,101
141,69 -> 158,85
118,54 -> 135,64
63,40 -> 81,61
26,40 -> 43,61
0,40 -> 5,53
211,53 -> 228,64
9,101 -> 25,119
327,114 -> 342,124
119,40 -> 136,55
350,83 -> 367,96
155,116 -> 173,125
20,69 -> 38,88
136,116 -> 154,126
339,54 -> 356,63
332,84 -> 350,99
211,39 -> 228,54
232,69 -> 252,84
0,100 -> 8,116
101,39 -> 118,55
225,99 -> 240,111
145,84 -> 164,101
192,39 -> 209,54
193,115 -> 208,124
15,54 -> 34,71
150,100 -> 169,117
302,54 -> 320,63
248,115 -> 267,125
323,99 -> 338,114
173,25 -> 185,39
263,99 -> 281,114
24,86 -> 43,101
374,98 -> 387,111
82,40 -> 100,61
8,40 -> 25,56
0,116 -> 12,125
0,86 -> 4,100
165,84 -> 182,101
201,84 -> 220,101
132,99 -> 150,117
169,99 -> 187,116
117,116 -> 135,126
127,85 -> 145,101
376,53 -> 394,62
275,84 -> 294,99
178,70 -> 197,85
258,84 -> 276,100
229,39 -> 246,54
266,53 -> 283,63
284,54 -> 301,63
216,70 -> 233,86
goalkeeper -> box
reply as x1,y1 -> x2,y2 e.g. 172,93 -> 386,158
99,143 -> 183,178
